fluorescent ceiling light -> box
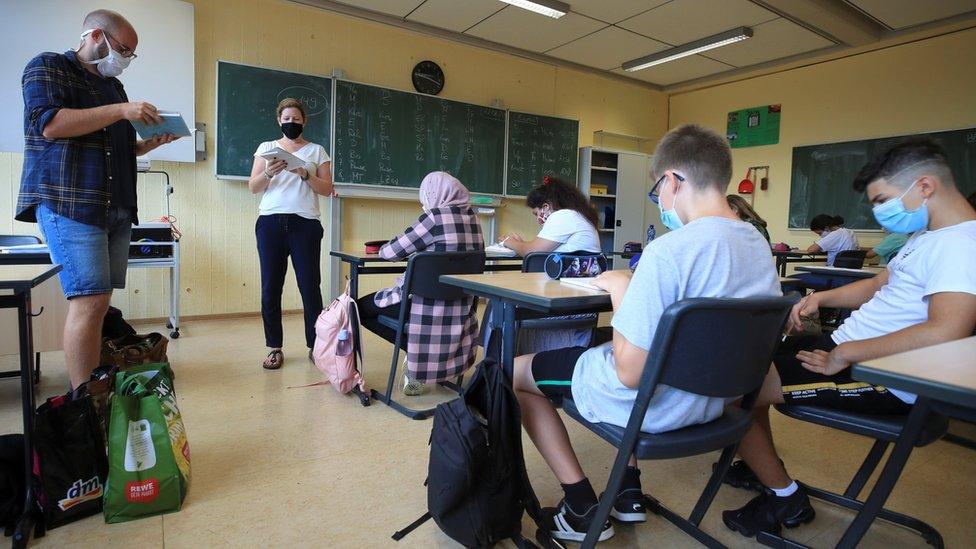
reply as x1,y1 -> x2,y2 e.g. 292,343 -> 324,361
623,26 -> 753,71
499,0 -> 570,19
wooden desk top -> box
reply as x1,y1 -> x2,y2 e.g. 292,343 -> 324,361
0,264 -> 62,291
795,265 -> 885,278
441,271 -> 616,313
330,250 -> 522,265
853,336 -> 976,409
772,250 -> 827,258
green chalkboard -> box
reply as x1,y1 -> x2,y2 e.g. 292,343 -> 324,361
332,80 -> 506,194
506,112 -> 579,196
790,127 -> 976,230
216,61 -> 332,179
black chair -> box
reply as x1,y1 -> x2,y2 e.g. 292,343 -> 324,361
834,249 -> 867,269
0,235 -> 41,247
758,404 -> 949,548
517,251 -> 600,338
369,251 -> 486,420
561,295 -> 797,548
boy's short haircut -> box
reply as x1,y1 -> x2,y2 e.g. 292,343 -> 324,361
650,124 -> 732,192
853,138 -> 955,192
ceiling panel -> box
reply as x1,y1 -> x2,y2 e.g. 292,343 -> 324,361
569,0 -> 669,24
618,0 -> 778,45
612,55 -> 734,86
331,0 -> 424,17
845,0 -> 976,29
547,26 -> 668,70
705,17 -> 834,68
464,8 -> 607,53
406,0 -> 503,32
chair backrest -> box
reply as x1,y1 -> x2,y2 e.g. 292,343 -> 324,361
521,250 -> 606,274
640,296 -> 797,400
0,234 -> 41,247
835,249 -> 867,269
403,251 -> 487,300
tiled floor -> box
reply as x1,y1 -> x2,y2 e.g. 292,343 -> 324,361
1,313 -> 973,548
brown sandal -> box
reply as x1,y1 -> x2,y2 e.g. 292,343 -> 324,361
262,349 -> 284,370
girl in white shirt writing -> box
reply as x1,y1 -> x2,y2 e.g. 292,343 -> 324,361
807,214 -> 859,266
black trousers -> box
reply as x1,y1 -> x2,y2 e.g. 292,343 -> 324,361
256,214 -> 324,348
357,292 -> 407,350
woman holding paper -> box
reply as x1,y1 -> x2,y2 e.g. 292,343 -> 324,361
247,97 -> 334,370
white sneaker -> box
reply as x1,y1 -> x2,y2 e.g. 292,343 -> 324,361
401,373 -> 426,396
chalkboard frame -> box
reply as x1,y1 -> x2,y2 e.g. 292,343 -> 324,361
214,60 -> 334,180
505,111 -> 581,197
788,125 -> 976,231
331,77 -> 508,199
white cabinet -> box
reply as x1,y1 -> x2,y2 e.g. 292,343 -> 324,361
578,147 -> 652,268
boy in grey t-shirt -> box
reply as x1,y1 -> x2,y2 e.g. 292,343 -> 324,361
511,125 -> 781,543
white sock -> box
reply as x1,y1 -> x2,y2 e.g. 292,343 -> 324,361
772,480 -> 798,497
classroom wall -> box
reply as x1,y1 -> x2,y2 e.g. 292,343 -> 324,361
669,27 -> 976,249
0,0 -> 667,320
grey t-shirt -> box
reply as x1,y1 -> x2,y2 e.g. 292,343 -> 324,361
570,217 -> 782,433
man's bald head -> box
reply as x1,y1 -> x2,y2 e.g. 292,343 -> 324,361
82,9 -> 134,35
77,9 -> 138,63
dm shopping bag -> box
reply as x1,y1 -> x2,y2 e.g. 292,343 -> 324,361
33,391 -> 108,528
103,364 -> 190,523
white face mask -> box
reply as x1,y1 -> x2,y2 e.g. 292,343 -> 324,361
80,29 -> 132,78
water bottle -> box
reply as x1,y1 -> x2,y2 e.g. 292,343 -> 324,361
336,328 -> 353,357
646,224 -> 657,245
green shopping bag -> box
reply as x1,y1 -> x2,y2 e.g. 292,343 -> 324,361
103,364 -> 190,523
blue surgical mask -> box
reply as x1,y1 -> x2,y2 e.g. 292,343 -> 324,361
660,182 -> 684,231
872,181 -> 928,233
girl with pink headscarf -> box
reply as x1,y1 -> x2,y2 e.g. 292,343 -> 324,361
357,172 -> 485,396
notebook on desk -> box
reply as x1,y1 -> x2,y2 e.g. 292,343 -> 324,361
559,277 -> 606,292
485,244 -> 517,257
0,244 -> 49,254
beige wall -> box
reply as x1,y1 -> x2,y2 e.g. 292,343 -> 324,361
0,0 -> 667,319
669,27 -> 976,249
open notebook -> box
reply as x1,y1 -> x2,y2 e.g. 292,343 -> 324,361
485,244 -> 517,257
558,277 -> 606,292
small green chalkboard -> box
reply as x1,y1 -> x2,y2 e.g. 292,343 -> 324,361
727,104 -> 781,148
506,112 -> 579,196
216,61 -> 332,179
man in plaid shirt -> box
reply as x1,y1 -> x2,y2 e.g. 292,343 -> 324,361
16,9 -> 180,388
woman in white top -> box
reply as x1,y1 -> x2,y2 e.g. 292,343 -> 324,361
806,214 -> 859,266
247,98 -> 334,370
497,176 -> 602,352
500,176 -> 601,256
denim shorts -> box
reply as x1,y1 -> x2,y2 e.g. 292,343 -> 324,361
36,204 -> 132,299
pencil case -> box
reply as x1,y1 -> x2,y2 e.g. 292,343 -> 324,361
364,240 -> 387,254
544,253 -> 608,280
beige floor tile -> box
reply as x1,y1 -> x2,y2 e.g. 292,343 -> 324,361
1,313 -> 973,548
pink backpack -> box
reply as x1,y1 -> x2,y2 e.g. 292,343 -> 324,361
311,283 -> 370,406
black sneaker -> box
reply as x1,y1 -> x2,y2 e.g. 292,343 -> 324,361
542,499 -> 615,542
717,459 -> 763,492
722,486 -> 816,538
601,488 -> 648,523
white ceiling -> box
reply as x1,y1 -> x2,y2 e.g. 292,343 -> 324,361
318,0 -> 976,88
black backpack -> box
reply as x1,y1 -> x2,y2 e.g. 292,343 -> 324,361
393,356 -> 562,548
0,434 -> 25,533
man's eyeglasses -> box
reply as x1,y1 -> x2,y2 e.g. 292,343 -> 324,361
104,30 -> 137,59
648,171 -> 685,205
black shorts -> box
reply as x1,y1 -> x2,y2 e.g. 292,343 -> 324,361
530,347 -> 588,404
775,335 -> 911,414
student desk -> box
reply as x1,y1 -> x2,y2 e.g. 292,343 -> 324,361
772,250 -> 827,277
330,250 -> 523,299
835,337 -> 976,547
440,271 -> 615,374
793,265 -> 885,291
0,264 -> 62,547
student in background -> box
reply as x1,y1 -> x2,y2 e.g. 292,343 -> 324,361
727,194 -> 771,243
496,176 -> 602,352
499,176 -> 601,256
357,172 -> 484,396
865,230 -> 908,265
511,125 -> 781,542
248,98 -> 334,370
806,214 -> 858,265
723,139 -> 976,540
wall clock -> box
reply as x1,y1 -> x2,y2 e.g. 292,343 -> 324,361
412,60 -> 445,95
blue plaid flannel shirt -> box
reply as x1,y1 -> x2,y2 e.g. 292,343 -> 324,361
17,50 -> 137,228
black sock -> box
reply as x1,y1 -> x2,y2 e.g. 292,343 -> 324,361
561,478 -> 597,513
620,466 -> 642,492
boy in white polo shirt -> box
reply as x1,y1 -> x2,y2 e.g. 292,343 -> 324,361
510,124 -> 782,542
723,138 -> 976,539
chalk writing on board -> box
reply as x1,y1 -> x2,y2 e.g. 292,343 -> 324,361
276,86 -> 329,117
506,112 -> 579,195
